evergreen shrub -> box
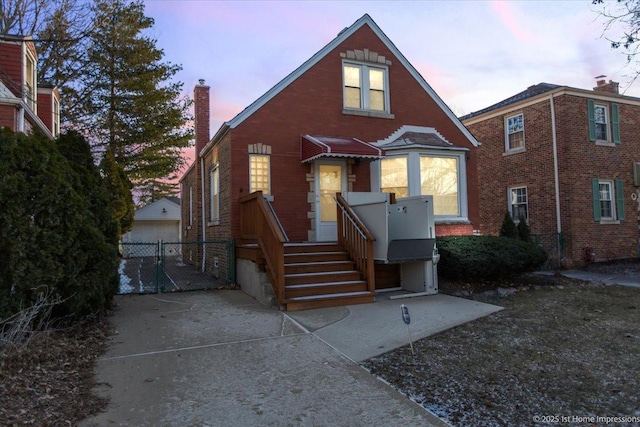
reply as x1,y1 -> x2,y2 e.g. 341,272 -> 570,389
437,235 -> 548,280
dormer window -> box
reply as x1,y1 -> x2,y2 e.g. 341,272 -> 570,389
343,62 -> 389,113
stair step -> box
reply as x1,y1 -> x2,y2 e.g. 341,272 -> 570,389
285,280 -> 367,298
285,260 -> 354,274
285,270 -> 361,285
285,291 -> 375,311
284,252 -> 350,263
284,243 -> 341,254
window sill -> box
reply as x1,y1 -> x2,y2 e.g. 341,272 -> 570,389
434,217 -> 471,225
598,219 -> 620,225
262,194 -> 274,202
502,147 -> 525,156
595,141 -> 617,147
207,220 -> 220,227
342,109 -> 395,119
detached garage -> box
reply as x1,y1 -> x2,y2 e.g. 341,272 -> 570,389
122,197 -> 181,244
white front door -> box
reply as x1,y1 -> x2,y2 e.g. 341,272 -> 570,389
315,160 -> 347,241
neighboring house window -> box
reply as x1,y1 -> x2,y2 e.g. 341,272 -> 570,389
588,100 -> 620,144
210,166 -> 219,222
24,53 -> 37,111
343,62 -> 388,112
381,156 -> 408,198
420,156 -> 459,215
53,98 -> 60,137
591,178 -> 624,222
509,186 -> 528,221
250,154 -> 270,194
505,113 -> 524,151
189,185 -> 193,226
594,105 -> 608,141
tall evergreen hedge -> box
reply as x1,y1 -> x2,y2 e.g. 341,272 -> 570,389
0,129 -> 119,320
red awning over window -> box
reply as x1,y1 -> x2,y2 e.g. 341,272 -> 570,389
300,135 -> 385,163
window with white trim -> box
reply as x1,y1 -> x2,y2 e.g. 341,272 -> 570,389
53,97 -> 60,137
188,185 -> 193,226
420,156 -> 459,215
509,186 -> 528,222
505,113 -> 524,151
588,100 -> 620,144
343,62 -> 388,112
210,166 -> 219,223
592,178 -> 624,222
249,154 -> 270,195
594,105 -> 609,141
24,52 -> 37,111
380,156 -> 408,198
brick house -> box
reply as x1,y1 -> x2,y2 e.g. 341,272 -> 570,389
0,35 -> 60,138
180,14 -> 480,309
462,79 -> 640,267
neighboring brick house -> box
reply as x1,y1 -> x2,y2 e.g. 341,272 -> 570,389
0,35 -> 60,139
462,79 -> 640,266
180,15 -> 480,308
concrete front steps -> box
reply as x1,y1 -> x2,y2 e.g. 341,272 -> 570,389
283,242 -> 375,311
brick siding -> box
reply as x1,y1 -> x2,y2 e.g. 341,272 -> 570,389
466,90 -> 640,266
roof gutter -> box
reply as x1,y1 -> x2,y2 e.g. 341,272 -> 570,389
201,122 -> 230,157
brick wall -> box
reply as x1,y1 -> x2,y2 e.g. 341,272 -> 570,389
0,105 -> 16,129
0,41 -> 24,97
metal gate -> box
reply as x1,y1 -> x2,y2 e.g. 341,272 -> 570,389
118,240 -> 235,294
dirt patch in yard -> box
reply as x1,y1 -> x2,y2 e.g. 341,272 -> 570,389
0,321 -> 110,426
363,270 -> 640,426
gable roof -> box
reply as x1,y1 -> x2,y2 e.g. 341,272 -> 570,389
460,83 -> 561,121
203,14 -> 479,156
134,197 -> 181,221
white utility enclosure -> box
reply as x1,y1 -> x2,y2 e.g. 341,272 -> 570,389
342,192 -> 439,297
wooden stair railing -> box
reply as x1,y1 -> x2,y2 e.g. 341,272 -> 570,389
335,193 -> 376,293
239,191 -> 287,306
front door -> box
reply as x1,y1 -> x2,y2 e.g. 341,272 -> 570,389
315,160 -> 347,241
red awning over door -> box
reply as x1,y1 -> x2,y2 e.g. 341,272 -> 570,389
300,135 -> 385,163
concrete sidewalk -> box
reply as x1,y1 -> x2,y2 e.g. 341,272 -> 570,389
82,290 -> 484,427
558,270 -> 640,288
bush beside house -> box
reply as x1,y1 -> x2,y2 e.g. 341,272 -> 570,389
0,129 -> 119,321
437,235 -> 548,280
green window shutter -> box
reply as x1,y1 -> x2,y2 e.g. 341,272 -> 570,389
587,99 -> 596,142
615,179 -> 624,220
592,178 -> 601,221
611,103 -> 620,144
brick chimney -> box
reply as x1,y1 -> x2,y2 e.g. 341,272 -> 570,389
593,77 -> 619,95
194,79 -> 210,158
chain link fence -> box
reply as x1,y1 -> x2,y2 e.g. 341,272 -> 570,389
118,240 -> 235,294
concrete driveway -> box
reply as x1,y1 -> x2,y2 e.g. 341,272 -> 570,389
80,290 -> 461,426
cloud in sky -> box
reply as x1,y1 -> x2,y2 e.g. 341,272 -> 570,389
143,0 -> 640,138
490,0 -> 535,44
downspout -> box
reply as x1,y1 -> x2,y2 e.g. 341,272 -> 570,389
200,156 -> 206,272
17,106 -> 24,132
549,95 -> 562,243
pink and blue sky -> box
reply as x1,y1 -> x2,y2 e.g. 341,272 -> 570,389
143,0 -> 639,146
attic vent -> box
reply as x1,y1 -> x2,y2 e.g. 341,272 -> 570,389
634,162 -> 640,187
